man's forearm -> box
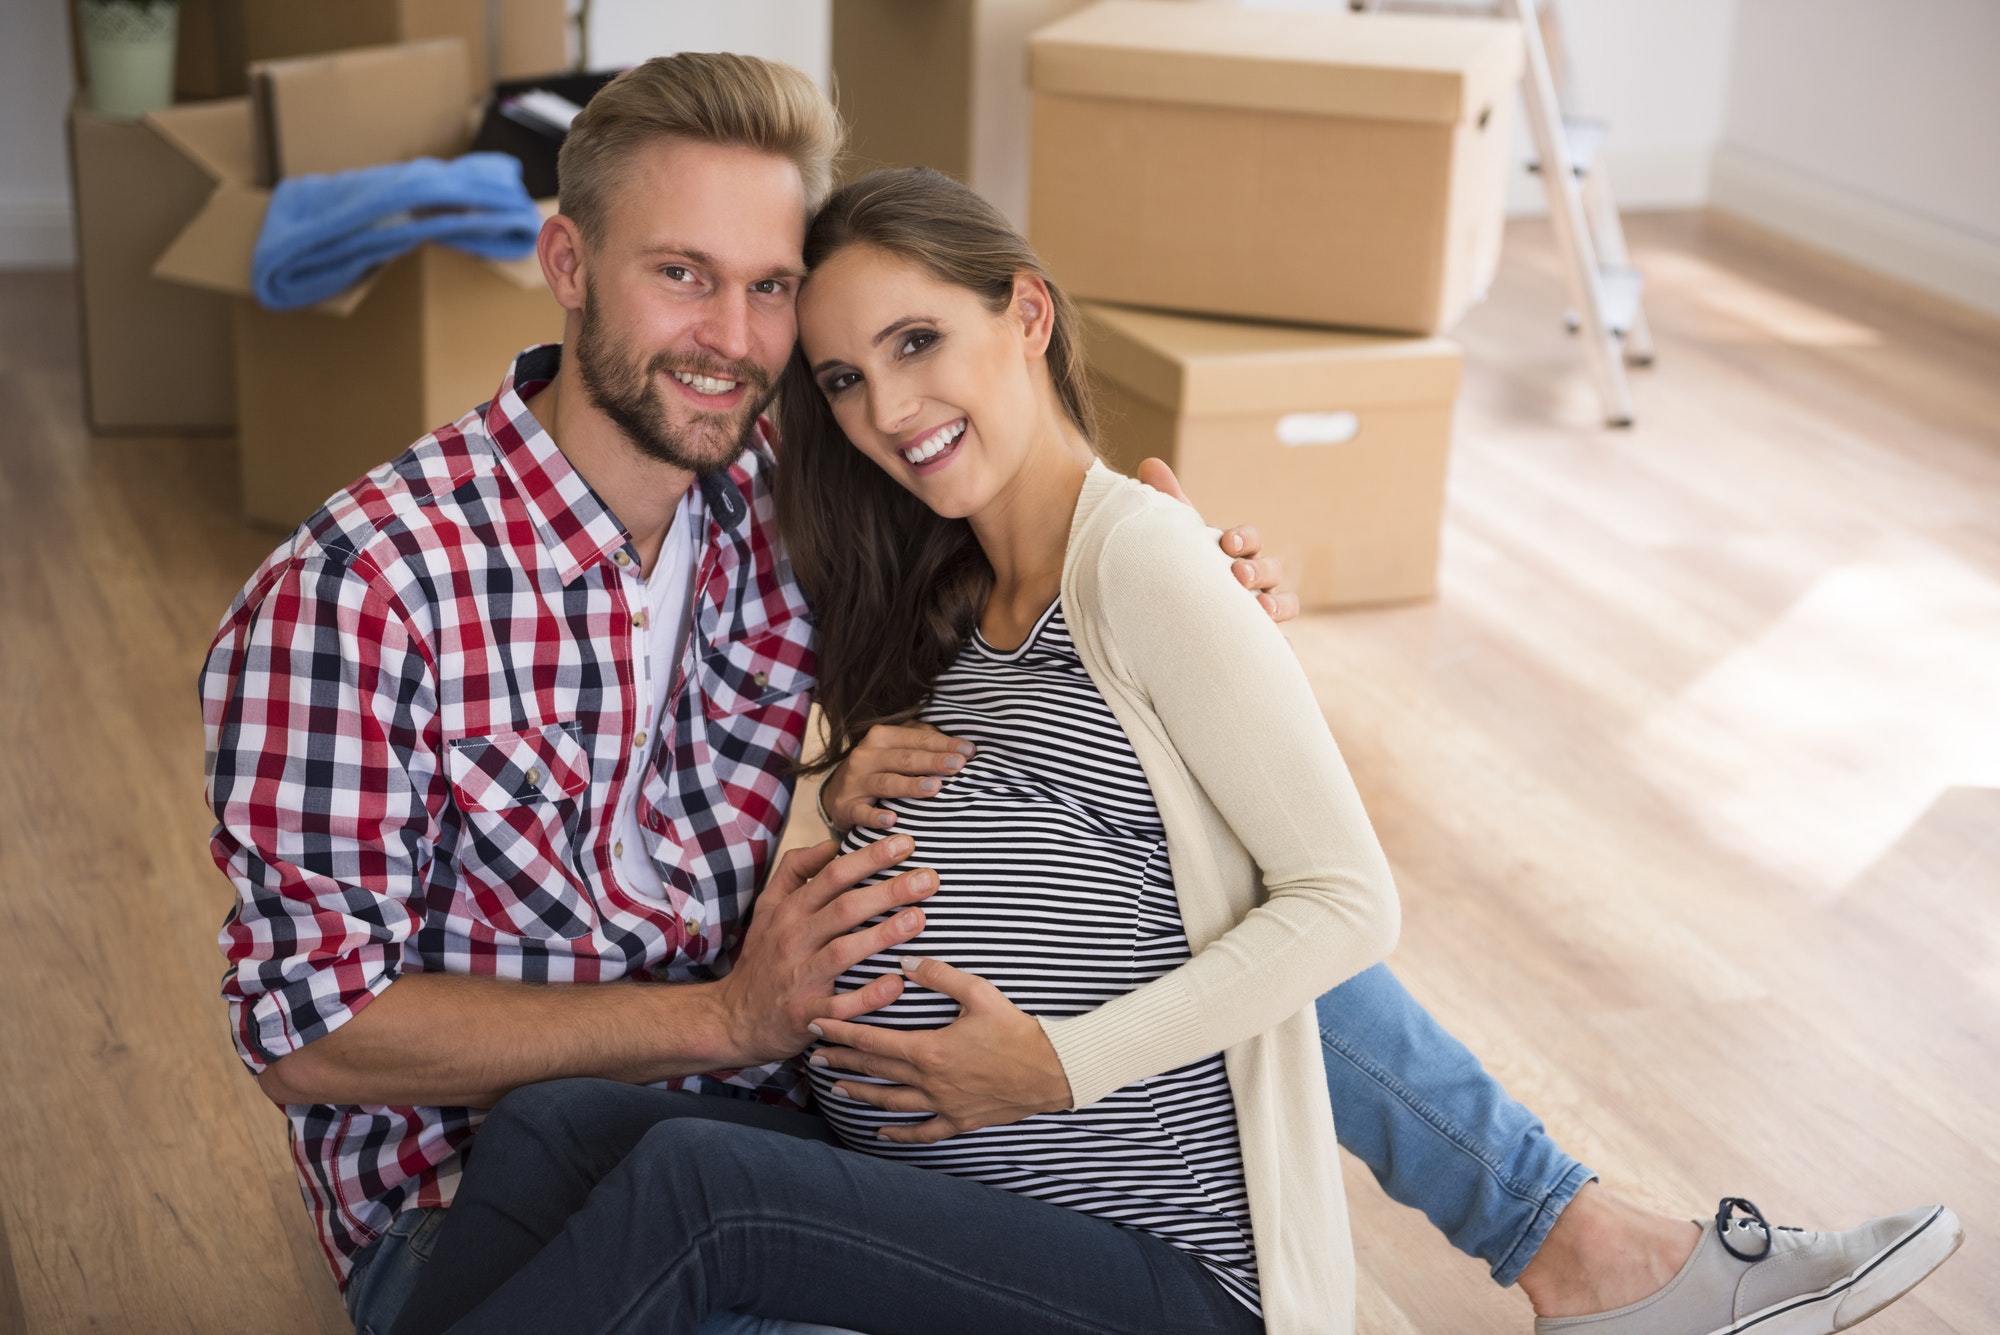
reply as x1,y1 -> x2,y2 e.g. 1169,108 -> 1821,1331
256,971 -> 747,1109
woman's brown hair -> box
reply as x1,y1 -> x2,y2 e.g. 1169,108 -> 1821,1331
774,167 -> 1096,776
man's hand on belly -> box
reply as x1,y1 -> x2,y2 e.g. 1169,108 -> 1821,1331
715,836 -> 940,1064
807,956 -> 1075,1144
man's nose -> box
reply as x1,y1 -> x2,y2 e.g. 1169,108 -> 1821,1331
694,289 -> 753,365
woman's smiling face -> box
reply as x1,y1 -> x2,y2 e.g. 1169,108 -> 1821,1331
796,243 -> 1055,520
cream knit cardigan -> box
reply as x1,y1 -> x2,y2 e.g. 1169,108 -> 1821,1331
1037,463 -> 1402,1335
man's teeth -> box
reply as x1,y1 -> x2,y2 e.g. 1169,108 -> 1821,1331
673,370 -> 738,396
901,420 -> 966,465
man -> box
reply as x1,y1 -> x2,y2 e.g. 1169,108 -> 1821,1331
202,51 -> 1958,1335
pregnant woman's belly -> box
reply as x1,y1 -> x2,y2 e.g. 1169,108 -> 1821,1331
806,765 -> 1260,1310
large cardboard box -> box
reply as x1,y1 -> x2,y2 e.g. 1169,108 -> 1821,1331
1083,302 -> 1463,609
66,100 -> 236,432
832,0 -> 1098,228
1031,2 -> 1522,336
167,0 -> 570,100
146,40 -> 565,528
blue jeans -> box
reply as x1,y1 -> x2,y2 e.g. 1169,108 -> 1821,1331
383,1082 -> 1263,1335
347,963 -> 1589,1332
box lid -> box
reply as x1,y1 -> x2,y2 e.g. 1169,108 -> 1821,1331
1031,1 -> 1522,126
251,37 -> 474,185
145,97 -> 258,186
1082,302 -> 1462,416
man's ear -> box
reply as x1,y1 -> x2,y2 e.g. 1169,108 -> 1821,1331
1011,273 -> 1057,360
539,213 -> 589,314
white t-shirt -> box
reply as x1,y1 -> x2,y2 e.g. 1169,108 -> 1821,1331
612,484 -> 703,901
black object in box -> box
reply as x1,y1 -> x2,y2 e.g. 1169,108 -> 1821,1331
471,71 -> 621,200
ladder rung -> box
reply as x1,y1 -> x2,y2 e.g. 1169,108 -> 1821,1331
1527,116 -> 1609,177
1597,266 -> 1644,335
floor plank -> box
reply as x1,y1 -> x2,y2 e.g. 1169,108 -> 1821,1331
3,210 -> 1997,1331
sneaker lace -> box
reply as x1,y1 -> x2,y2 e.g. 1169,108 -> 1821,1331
1713,1197 -> 1804,1263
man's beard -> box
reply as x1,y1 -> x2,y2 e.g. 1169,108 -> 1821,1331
573,280 -> 775,474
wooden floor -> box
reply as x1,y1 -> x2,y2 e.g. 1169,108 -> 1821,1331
3,213 -> 1996,1333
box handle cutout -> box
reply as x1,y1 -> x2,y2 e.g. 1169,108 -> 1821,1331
1277,411 -> 1361,447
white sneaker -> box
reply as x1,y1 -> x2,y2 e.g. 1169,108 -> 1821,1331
1533,1198 -> 1963,1335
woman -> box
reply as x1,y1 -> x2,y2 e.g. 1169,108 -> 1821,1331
389,166 -> 1398,1335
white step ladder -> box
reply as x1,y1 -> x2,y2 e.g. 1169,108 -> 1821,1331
1352,0 -> 1654,425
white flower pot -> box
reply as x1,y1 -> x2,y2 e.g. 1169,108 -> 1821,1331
81,0 -> 180,120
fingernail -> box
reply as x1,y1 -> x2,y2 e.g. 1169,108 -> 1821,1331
919,777 -> 942,793
889,835 -> 913,855
911,869 -> 936,890
1228,533 -> 1243,552
875,1129 -> 891,1140
901,955 -> 927,974
941,754 -> 963,770
954,741 -> 976,757
896,910 -> 921,930
808,1053 -> 828,1067
876,813 -> 896,828
807,1023 -> 824,1038
832,1084 -> 850,1099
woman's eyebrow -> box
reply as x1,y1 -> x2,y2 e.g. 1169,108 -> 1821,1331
809,355 -> 850,376
871,315 -> 939,347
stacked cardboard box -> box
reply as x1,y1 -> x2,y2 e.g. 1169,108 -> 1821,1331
1027,1 -> 1522,608
145,39 -> 567,529
65,0 -> 567,437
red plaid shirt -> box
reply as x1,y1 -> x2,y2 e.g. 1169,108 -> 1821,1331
200,345 -> 816,1285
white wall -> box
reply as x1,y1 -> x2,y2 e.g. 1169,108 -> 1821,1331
1518,0 -> 1738,213
587,0 -> 831,89
0,2 -> 79,267
1712,0 -> 2000,316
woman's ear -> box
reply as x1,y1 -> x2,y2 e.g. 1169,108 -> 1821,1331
1011,273 -> 1057,359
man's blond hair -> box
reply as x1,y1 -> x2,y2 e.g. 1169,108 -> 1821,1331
558,52 -> 845,242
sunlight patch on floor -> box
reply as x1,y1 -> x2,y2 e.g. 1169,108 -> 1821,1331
1628,542 -> 2000,893
1643,249 -> 1885,347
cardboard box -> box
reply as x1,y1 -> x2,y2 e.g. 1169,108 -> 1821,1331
832,0 -> 1098,228
166,0 -> 570,100
1082,302 -> 1463,609
66,99 -> 236,432
145,40 -> 565,528
1030,2 -> 1522,335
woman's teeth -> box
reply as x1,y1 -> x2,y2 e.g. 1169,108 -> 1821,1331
901,420 -> 966,465
673,370 -> 738,396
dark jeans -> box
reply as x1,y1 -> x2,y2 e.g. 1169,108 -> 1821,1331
385,1079 -> 1264,1335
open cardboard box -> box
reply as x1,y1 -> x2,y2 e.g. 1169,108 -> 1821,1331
145,38 -> 564,529
1031,1 -> 1522,336
164,0 -> 571,100
1083,302 -> 1464,609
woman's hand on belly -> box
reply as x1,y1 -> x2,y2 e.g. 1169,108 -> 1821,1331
808,956 -> 1074,1144
817,723 -> 977,833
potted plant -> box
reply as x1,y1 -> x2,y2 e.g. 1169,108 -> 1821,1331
78,0 -> 180,119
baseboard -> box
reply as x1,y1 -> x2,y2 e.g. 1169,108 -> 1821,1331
1505,141 -> 1713,218
1709,145 -> 2000,321
0,192 -> 75,268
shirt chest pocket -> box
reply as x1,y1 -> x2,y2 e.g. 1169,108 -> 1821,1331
661,629 -> 816,854
445,722 -> 594,941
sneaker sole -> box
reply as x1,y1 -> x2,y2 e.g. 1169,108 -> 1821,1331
1709,1205 -> 1964,1335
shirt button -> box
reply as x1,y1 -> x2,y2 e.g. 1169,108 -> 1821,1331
524,766 -> 542,788
613,839 -> 624,858
633,610 -> 648,629
613,551 -> 631,567
752,671 -> 769,688
634,731 -> 647,749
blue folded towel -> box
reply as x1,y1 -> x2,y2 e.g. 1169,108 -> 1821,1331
251,152 -> 543,311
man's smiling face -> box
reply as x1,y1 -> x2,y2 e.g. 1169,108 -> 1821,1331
571,135 -> 808,473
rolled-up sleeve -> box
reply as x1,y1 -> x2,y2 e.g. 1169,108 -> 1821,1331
201,545 -> 442,1073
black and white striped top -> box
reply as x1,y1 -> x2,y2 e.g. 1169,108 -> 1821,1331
811,601 -> 1259,1313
